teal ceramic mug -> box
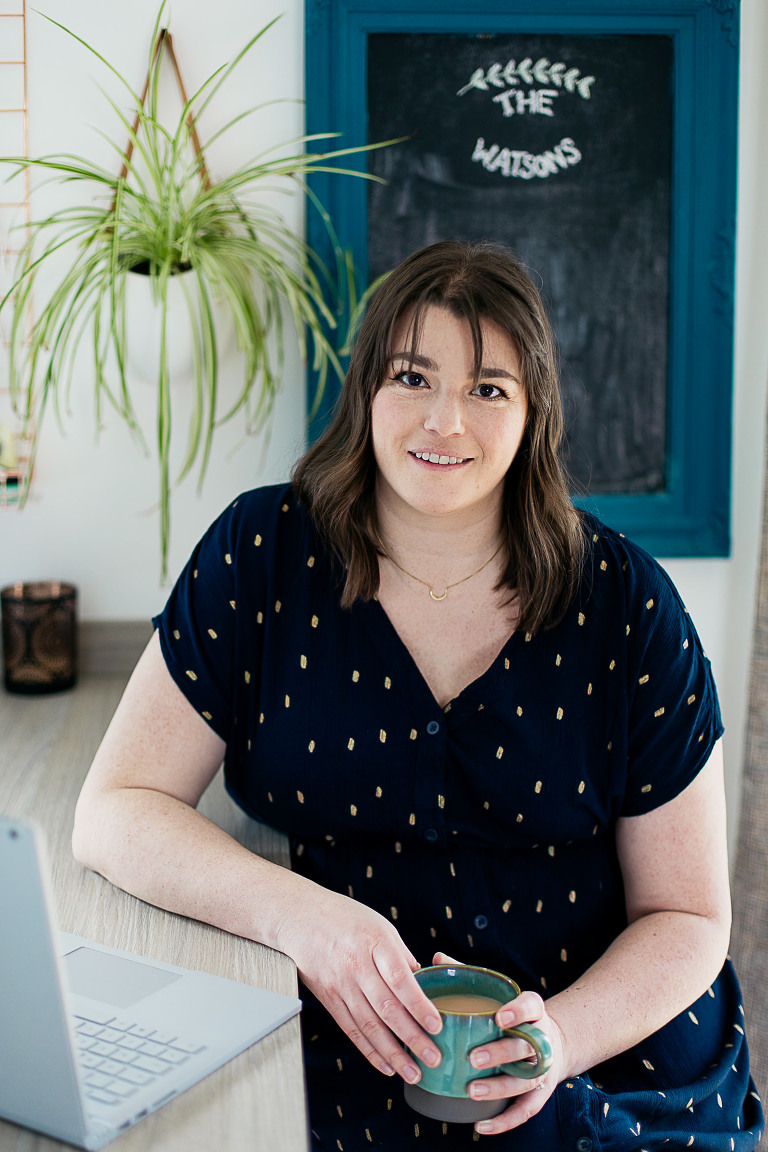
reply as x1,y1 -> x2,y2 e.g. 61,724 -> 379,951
404,964 -> 553,1123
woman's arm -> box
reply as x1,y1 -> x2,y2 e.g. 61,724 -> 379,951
456,741 -> 731,1135
73,632 -> 443,1080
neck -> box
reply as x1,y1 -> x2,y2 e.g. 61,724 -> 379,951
374,481 -> 505,587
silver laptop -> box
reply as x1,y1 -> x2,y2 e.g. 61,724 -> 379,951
0,814 -> 302,1150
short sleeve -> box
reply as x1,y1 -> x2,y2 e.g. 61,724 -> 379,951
620,552 -> 724,817
152,495 -> 258,741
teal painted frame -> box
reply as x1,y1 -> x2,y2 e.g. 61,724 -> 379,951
305,0 -> 739,557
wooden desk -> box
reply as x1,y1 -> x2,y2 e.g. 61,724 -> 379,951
0,675 -> 309,1152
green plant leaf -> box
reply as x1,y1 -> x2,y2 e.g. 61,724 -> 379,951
0,6 -> 401,579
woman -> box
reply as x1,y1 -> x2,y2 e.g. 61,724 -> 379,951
73,240 -> 763,1149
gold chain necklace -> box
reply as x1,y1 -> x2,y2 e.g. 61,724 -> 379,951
373,528 -> 503,601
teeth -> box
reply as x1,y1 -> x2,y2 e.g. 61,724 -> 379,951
414,451 -> 465,465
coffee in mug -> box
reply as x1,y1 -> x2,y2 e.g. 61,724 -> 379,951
429,993 -> 504,1013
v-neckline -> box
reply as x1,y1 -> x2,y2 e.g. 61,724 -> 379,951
357,594 -> 524,720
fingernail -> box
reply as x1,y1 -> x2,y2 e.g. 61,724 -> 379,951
471,1049 -> 491,1068
471,1082 -> 490,1098
403,1063 -> 421,1084
499,1010 -> 515,1026
381,1062 -> 395,1076
425,1014 -> 442,1034
476,1121 -> 494,1134
421,1048 -> 441,1068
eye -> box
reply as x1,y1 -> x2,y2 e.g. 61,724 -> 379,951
394,370 -> 428,389
472,381 -> 508,400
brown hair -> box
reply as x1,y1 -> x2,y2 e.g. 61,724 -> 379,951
292,239 -> 585,632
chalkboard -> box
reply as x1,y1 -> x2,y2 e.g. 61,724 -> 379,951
367,34 -> 673,495
304,0 -> 740,557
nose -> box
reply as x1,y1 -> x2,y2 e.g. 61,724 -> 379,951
423,389 -> 465,437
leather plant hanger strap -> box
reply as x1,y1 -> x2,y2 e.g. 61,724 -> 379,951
112,26 -> 211,210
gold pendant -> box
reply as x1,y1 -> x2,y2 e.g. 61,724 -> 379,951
429,588 -> 448,601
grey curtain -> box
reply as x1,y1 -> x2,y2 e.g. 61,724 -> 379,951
732,410 -> 768,1105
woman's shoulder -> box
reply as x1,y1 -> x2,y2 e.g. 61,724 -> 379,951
578,512 -> 691,626
204,482 -> 318,551
173,483 -> 331,597
582,513 -> 677,586
582,512 -> 655,567
212,482 -> 300,527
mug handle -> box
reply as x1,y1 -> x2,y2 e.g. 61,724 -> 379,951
499,1022 -> 553,1079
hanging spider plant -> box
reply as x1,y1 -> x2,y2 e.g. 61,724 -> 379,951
0,7 -> 391,578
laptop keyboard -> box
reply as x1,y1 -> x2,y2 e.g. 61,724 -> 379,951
73,1009 -> 207,1106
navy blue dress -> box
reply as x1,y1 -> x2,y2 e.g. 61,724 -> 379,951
154,484 -> 763,1151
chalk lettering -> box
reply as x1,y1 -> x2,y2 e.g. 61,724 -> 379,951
492,87 -> 559,116
485,63 -> 506,88
460,67 -> 488,94
471,138 -> 498,166
547,62 -> 566,87
559,137 -> 582,164
539,141 -> 577,173
487,147 -> 512,176
515,57 -> 534,85
472,136 -> 582,179
458,59 -> 595,100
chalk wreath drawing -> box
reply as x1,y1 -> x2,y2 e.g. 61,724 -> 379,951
459,57 -> 595,180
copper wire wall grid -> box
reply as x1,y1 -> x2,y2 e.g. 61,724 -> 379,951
0,0 -> 32,506
0,19 -> 205,508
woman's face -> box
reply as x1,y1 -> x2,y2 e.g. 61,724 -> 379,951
371,305 -> 528,523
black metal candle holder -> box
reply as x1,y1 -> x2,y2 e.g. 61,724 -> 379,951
1,582 -> 78,694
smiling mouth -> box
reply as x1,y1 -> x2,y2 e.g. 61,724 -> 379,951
411,451 -> 471,466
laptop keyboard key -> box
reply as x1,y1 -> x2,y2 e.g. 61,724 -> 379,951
150,1031 -> 178,1045
99,1027 -> 124,1044
168,1039 -> 206,1054
77,1021 -> 103,1037
133,1055 -> 171,1075
102,1079 -> 138,1098
114,1034 -> 144,1050
86,1089 -> 121,1105
115,1066 -> 153,1086
98,1059 -> 124,1076
85,1072 -> 115,1089
75,1010 -> 116,1026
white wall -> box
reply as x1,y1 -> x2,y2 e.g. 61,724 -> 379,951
1,0 -> 767,850
663,0 -> 768,846
0,0 -> 309,609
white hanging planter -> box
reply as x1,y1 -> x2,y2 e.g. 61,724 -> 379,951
123,266 -> 235,384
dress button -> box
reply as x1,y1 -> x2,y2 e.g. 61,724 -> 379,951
473,914 -> 488,930
426,720 -> 440,735
424,828 -> 438,842
576,1138 -> 593,1152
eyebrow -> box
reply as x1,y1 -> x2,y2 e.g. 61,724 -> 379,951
391,351 -> 521,383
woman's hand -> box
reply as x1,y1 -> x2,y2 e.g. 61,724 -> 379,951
432,952 -> 567,1136
277,889 -> 444,1085
466,988 -> 566,1135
